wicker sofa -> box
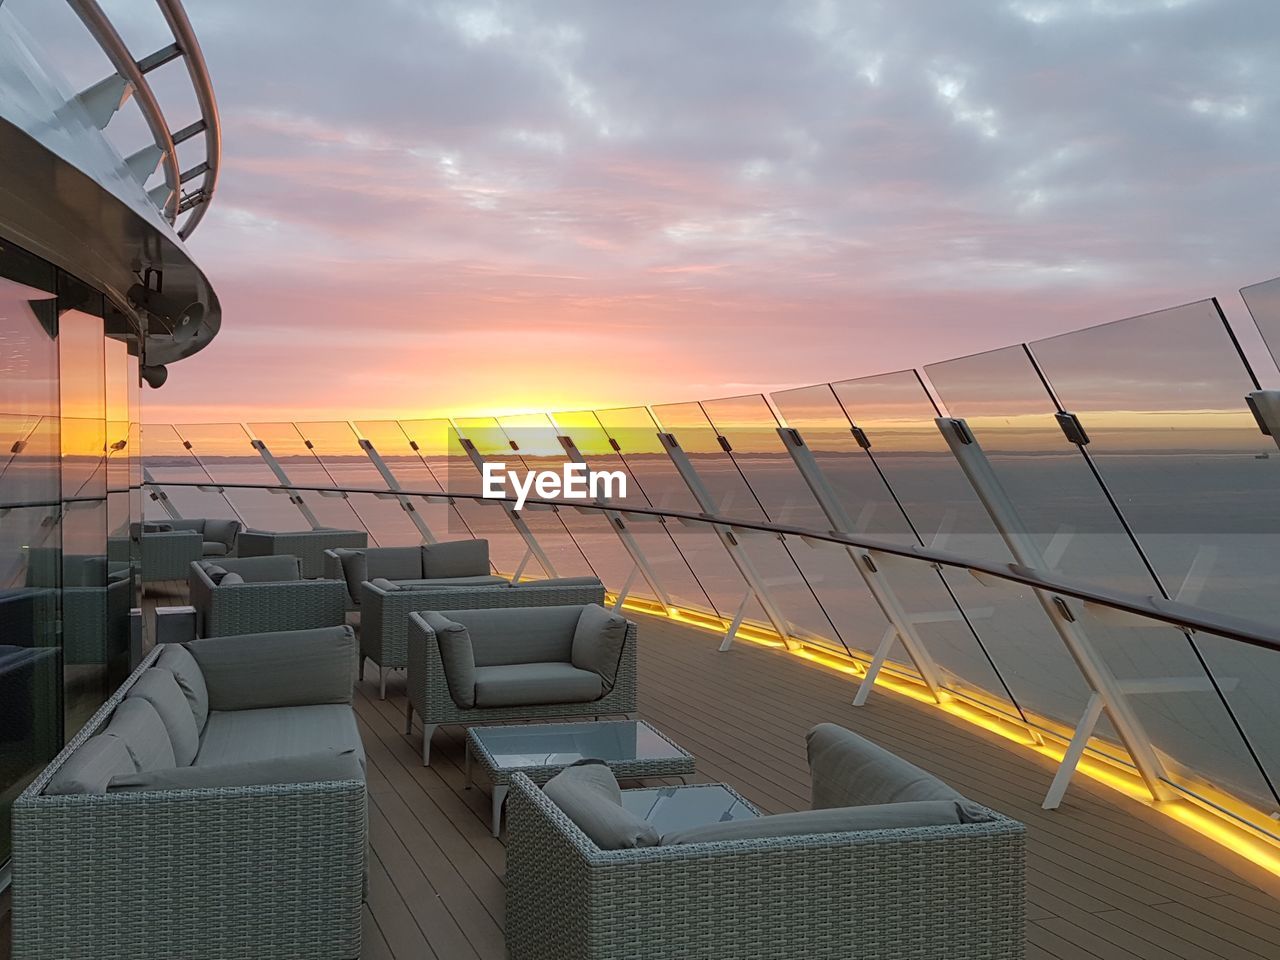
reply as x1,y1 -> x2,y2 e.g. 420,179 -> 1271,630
406,603 -> 637,764
189,555 -> 347,637
505,723 -> 1026,960
12,626 -> 367,960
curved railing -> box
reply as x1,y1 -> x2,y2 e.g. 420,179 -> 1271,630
65,0 -> 220,237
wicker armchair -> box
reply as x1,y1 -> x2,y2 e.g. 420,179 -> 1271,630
362,578 -> 606,698
505,725 -> 1027,960
189,555 -> 346,637
406,603 -> 637,764
141,529 -> 203,581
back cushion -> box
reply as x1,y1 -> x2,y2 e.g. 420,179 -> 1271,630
448,604 -> 582,666
203,518 -> 241,547
420,612 -> 475,707
222,555 -> 301,583
366,546 -> 422,581
187,627 -> 357,711
334,548 -> 367,603
570,604 -> 629,691
170,519 -> 206,535
157,643 -> 210,732
127,668 -> 201,766
542,761 -> 659,850
105,698 -> 177,772
45,733 -> 136,795
420,539 -> 489,579
806,723 -> 963,809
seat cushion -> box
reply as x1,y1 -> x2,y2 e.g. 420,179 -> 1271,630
201,541 -> 229,558
473,662 -> 601,708
420,539 -> 489,578
661,799 -> 992,845
45,733 -> 136,795
542,761 -> 659,850
196,703 -> 365,770
571,604 -> 628,691
513,576 -> 602,589
807,723 -> 963,809
156,643 -> 210,732
421,612 -> 475,708
105,698 -> 177,773
366,546 -> 423,581
111,748 -> 364,792
126,668 -> 201,766
450,604 -> 583,666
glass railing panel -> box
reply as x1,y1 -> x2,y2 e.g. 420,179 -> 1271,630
593,406 -> 754,623
552,410 -> 718,617
1072,604 -> 1279,817
651,400 -> 844,651
1028,301 -> 1280,620
765,386 -> 1019,710
496,414 -> 637,594
246,422 -> 368,534
291,420 -> 418,547
830,369 -> 1095,730
453,416 -> 595,579
396,419 -> 535,574
1240,275 -> 1280,369
354,420 -> 473,543
171,423 -> 306,531
699,393 -> 896,659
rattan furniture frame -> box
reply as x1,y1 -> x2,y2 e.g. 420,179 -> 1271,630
237,528 -> 367,578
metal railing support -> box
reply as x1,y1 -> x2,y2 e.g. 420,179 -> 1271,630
778,427 -> 945,703
658,432 -> 798,650
247,437 -> 322,530
937,416 -> 1174,804
356,437 -> 438,543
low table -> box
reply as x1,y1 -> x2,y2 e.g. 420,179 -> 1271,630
466,719 -> 696,836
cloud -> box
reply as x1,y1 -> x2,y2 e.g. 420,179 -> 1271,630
7,0 -> 1279,420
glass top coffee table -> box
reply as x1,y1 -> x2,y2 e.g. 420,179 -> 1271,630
620,784 -> 760,834
466,719 -> 696,836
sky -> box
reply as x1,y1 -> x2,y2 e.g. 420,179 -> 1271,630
14,0 -> 1280,422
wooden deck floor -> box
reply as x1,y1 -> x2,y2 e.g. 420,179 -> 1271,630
6,586 -> 1280,959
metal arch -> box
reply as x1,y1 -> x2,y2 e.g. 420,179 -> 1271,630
64,0 -> 220,236
155,0 -> 221,239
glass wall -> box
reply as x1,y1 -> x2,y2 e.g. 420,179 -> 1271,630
0,235 -> 141,865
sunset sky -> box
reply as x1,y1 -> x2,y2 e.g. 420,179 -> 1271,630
19,0 -> 1280,421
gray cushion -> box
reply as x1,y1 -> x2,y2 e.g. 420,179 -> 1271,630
446,604 -> 583,666
203,518 -> 241,548
219,555 -> 301,583
125,668 -> 201,766
515,576 -> 602,589
420,539 -> 489,578
197,561 -> 229,584
368,577 -> 400,592
111,748 -> 363,792
661,799 -> 991,845
196,704 -> 365,770
45,734 -> 136,795
366,546 -> 422,581
218,571 -> 244,586
571,604 -> 628,691
807,723 -> 963,809
542,761 -> 659,850
395,575 -> 509,590
186,626 -> 357,711
105,697 -> 177,772
332,548 -> 367,604
171,519 -> 207,534
201,541 -> 229,558
473,662 -> 602,707
156,643 -> 210,732
142,522 -> 174,533
422,612 -> 475,708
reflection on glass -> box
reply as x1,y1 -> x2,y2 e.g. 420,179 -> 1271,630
1240,276 -> 1280,377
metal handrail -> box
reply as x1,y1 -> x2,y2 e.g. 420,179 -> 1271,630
145,479 -> 1280,655
63,0 -> 219,236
